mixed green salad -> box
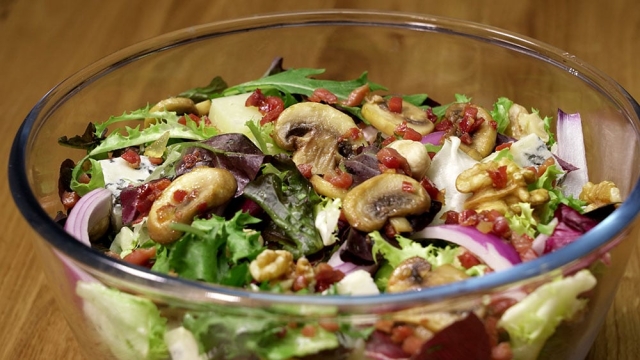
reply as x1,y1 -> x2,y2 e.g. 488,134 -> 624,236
57,59 -> 621,360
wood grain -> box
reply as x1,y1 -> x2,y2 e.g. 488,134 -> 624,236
1,1 -> 638,359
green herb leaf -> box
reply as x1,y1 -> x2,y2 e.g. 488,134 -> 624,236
177,76 -> 228,102
243,156 -> 323,258
222,68 -> 387,100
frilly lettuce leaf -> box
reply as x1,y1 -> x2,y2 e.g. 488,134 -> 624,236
490,97 -> 514,134
506,203 -> 538,238
314,197 -> 342,247
498,269 -> 596,360
76,281 -> 168,360
70,157 -> 105,196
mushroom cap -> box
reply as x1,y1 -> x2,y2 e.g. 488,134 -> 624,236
274,102 -> 360,175
445,103 -> 497,160
361,95 -> 435,136
342,173 -> 431,232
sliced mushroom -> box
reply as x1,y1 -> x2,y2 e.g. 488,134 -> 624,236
361,95 -> 435,136
444,103 -> 497,160
387,257 -> 432,293
388,258 -> 469,293
147,167 -> 237,244
144,97 -> 199,128
309,174 -> 348,199
273,102 -> 361,175
342,173 -> 431,232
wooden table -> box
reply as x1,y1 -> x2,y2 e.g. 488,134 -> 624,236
1,1 -> 638,359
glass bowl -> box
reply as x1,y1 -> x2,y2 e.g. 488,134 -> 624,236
9,10 -> 640,360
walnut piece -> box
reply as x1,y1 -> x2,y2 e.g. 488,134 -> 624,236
456,157 -> 548,214
249,249 -> 294,282
580,181 -> 621,212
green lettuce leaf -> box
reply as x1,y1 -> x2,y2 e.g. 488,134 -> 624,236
506,202 -> 538,238
177,75 -> 228,102
490,97 -> 514,134
76,281 -> 168,360
222,68 -> 387,100
431,93 -> 472,118
529,164 -> 586,223
152,211 -> 262,286
243,157 -> 324,258
498,269 -> 597,360
532,108 -> 556,147
70,157 -> 105,196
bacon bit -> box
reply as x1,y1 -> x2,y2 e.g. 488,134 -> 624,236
77,173 -> 91,184
390,325 -> 414,344
394,121 -> 422,141
121,149 -> 141,168
318,320 -> 340,333
275,327 -> 288,338
308,88 -> 338,104
492,342 -> 514,360
383,222 -> 398,239
435,119 -> 454,132
402,336 -> 426,356
339,127 -> 362,142
324,170 -> 353,189
458,251 -> 482,269
288,322 -> 299,329
537,157 -> 556,178
495,142 -> 513,151
459,209 -> 479,226
444,210 -> 459,224
377,147 -> 412,176
388,96 -> 403,113
375,320 -> 395,333
488,119 -> 498,130
341,83 -> 370,106
196,201 -> 208,213
380,136 -> 396,147
459,132 -> 473,145
401,181 -> 414,193
297,164 -> 313,179
487,297 -> 518,317
61,191 -> 80,211
148,156 -> 164,165
259,96 -> 285,125
177,113 -> 202,126
425,108 -> 438,123
511,233 -> 538,262
487,165 -> 508,189
123,247 -> 157,268
173,189 -> 188,203
314,263 -> 345,292
484,316 -> 500,348
292,275 -> 309,292
301,324 -> 316,338
245,89 -> 266,107
420,177 -> 441,201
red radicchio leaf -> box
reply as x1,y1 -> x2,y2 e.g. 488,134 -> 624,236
365,330 -> 411,360
412,312 -> 491,360
543,204 -> 600,254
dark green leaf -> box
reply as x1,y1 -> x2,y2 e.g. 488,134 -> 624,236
177,76 -> 228,102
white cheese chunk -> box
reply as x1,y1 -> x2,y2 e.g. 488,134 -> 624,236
336,270 -> 380,296
99,156 -> 157,198
426,137 -> 478,224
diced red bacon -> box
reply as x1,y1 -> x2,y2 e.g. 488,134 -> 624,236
173,189 -> 188,203
340,84 -> 370,107
394,121 -> 422,141
245,89 -> 285,125
495,142 -> 513,151
61,191 -> 80,211
435,119 -> 454,132
377,147 -> 412,176
388,96 -> 403,113
308,88 -> 338,104
487,165 -> 508,189
458,251 -> 482,269
122,247 -> 157,268
324,170 -> 353,189
314,263 -> 345,292
121,148 -> 141,168
401,181 -> 414,193
425,108 -> 438,123
297,163 -> 313,179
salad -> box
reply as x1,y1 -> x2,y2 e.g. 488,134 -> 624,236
57,59 -> 621,360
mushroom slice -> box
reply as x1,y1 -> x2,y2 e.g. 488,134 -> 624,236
342,173 -> 431,232
144,97 -> 199,128
274,102 -> 361,175
387,257 -> 432,293
444,103 -> 497,160
361,95 -> 435,136
309,174 -> 348,199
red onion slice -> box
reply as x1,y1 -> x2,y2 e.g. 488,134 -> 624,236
421,131 -> 446,145
64,188 -> 112,245
411,225 -> 521,271
555,109 -> 588,197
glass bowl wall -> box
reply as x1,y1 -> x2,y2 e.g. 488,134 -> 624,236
9,10 -> 640,360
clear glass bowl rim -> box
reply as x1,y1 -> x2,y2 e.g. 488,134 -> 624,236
9,9 -> 640,308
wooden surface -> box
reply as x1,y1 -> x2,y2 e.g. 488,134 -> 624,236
1,1 -> 638,359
